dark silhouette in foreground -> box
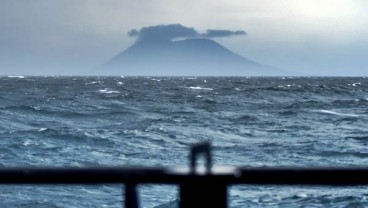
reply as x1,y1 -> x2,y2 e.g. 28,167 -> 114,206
1,142 -> 368,208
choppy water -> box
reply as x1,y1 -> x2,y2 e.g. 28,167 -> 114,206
1,76 -> 368,207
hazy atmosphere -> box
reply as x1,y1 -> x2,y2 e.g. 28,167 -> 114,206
2,1 -> 368,207
1,0 -> 367,76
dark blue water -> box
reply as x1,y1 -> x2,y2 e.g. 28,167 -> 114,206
1,76 -> 368,207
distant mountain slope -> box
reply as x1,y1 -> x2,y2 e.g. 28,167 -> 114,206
99,38 -> 284,76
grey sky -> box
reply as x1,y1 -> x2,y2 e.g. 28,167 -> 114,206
0,0 -> 367,75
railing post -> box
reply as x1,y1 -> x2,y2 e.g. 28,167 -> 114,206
180,179 -> 228,208
180,142 -> 228,208
125,183 -> 139,208
190,141 -> 212,174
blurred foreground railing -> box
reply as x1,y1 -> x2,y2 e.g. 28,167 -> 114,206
1,142 -> 368,208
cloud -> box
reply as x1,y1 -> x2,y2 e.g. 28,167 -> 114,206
201,29 -> 246,38
128,24 -> 246,41
127,29 -> 139,37
128,24 -> 198,41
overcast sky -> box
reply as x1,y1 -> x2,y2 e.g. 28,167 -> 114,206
0,0 -> 367,76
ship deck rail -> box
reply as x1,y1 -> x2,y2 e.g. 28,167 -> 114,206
1,142 -> 367,208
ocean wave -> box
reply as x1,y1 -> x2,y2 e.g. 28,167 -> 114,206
313,109 -> 363,117
85,81 -> 101,85
345,136 -> 368,141
277,84 -> 302,89
229,115 -> 259,124
37,128 -> 48,132
1,76 -> 368,207
185,86 -> 213,90
98,88 -> 120,94
331,98 -> 368,106
7,75 -> 25,78
154,199 -> 179,208
347,82 -> 361,87
1,105 -> 40,111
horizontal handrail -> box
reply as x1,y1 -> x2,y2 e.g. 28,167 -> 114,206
2,143 -> 367,208
0,166 -> 368,185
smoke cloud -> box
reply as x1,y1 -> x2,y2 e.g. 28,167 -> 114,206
128,24 -> 246,41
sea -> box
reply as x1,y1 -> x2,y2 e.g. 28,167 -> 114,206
0,76 -> 368,207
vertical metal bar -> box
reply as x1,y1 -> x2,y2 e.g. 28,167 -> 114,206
180,180 -> 227,208
125,183 -> 139,208
181,142 -> 227,208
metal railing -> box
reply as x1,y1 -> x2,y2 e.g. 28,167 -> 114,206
1,142 -> 368,208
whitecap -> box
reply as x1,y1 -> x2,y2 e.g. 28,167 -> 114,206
117,81 -> 124,85
278,84 -> 300,88
313,109 -> 362,117
186,86 -> 213,91
98,88 -> 120,94
7,75 -> 25,78
348,82 -> 361,87
278,85 -> 291,88
91,151 -> 111,157
85,81 -> 99,85
296,193 -> 308,198
38,128 -> 47,132
23,139 -> 32,146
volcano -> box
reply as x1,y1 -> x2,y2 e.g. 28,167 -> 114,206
100,38 -> 283,76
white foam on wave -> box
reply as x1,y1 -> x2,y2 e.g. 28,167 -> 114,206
7,75 -> 25,78
85,81 -> 100,85
313,109 -> 362,117
296,193 -> 308,198
98,88 -> 120,94
38,128 -> 48,132
23,139 -> 32,146
186,86 -> 213,91
91,151 -> 111,157
348,82 -> 361,87
278,84 -> 301,88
